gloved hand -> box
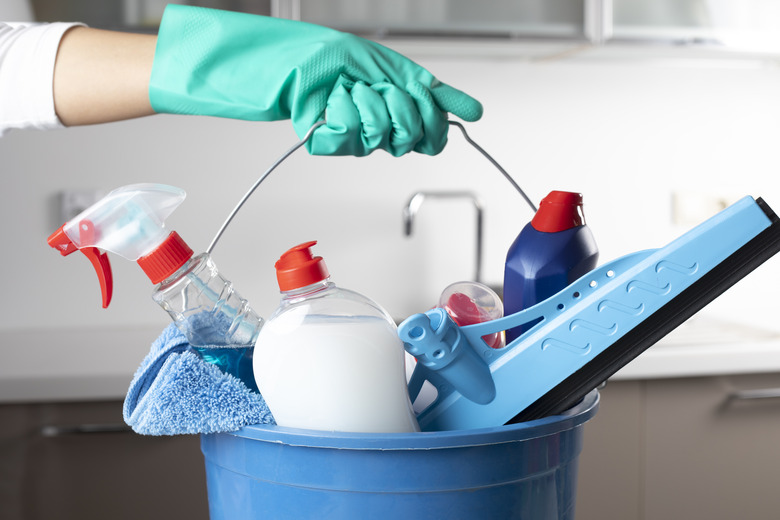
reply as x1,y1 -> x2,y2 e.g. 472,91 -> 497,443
149,5 -> 482,156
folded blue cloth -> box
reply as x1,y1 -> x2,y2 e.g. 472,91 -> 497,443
123,323 -> 275,435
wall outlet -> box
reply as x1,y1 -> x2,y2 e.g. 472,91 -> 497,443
57,190 -> 106,225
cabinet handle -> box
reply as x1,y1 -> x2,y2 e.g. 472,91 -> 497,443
728,388 -> 780,401
40,423 -> 132,437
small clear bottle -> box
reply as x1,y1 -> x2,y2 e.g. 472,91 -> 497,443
439,281 -> 505,349
149,244 -> 263,392
253,241 -> 419,433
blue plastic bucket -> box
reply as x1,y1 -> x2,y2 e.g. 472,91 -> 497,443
201,389 -> 598,520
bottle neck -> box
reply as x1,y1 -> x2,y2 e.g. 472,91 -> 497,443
281,278 -> 334,302
156,252 -> 206,289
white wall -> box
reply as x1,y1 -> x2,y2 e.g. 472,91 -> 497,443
3,42 -> 780,339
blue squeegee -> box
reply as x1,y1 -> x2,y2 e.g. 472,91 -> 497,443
399,196 -> 780,431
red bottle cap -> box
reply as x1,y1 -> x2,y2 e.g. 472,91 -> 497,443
275,241 -> 330,291
530,191 -> 585,233
137,231 -> 194,284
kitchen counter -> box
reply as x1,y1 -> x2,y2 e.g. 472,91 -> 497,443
2,316 -> 780,403
611,314 -> 780,380
0,325 -> 161,404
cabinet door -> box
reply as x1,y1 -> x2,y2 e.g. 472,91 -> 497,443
0,401 -> 209,520
28,0 -> 272,29
295,0 -> 588,38
644,374 -> 780,520
575,380 -> 643,520
613,0 -> 780,50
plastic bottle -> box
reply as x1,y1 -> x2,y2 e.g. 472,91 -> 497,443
503,191 -> 599,344
253,241 -> 420,433
438,281 -> 504,349
47,184 -> 262,391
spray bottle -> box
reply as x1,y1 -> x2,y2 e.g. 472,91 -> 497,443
47,184 -> 263,391
503,191 -> 599,344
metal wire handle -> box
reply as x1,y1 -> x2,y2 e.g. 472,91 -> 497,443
206,121 -> 326,254
207,120 -> 535,254
446,121 -> 536,213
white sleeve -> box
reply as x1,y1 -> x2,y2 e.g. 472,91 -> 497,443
0,22 -> 84,137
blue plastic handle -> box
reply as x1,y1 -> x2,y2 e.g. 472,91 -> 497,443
399,308 -> 496,405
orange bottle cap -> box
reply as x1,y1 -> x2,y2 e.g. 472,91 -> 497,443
275,241 -> 330,291
137,232 -> 193,284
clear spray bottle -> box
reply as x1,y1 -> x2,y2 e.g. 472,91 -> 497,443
47,184 -> 263,391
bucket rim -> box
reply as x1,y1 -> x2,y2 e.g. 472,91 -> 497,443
216,389 -> 599,450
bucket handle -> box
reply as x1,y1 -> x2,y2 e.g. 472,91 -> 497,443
206,120 -> 534,255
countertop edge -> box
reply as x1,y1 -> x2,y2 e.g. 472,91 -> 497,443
3,322 -> 780,404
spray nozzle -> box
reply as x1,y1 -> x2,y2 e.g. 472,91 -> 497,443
47,184 -> 192,308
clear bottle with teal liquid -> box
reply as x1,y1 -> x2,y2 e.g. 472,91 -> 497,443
151,248 -> 262,393
503,191 -> 599,344
47,184 -> 262,392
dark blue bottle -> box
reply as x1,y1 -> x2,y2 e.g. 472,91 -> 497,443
503,191 -> 599,344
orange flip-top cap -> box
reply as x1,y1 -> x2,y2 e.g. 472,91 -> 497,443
275,241 -> 329,291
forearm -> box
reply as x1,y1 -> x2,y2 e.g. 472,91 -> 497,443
53,26 -> 157,126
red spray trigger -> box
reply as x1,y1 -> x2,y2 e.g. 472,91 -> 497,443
47,221 -> 114,308
80,247 -> 113,308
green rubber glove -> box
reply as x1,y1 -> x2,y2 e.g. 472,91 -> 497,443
149,5 -> 483,156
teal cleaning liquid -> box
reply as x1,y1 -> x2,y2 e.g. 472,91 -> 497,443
191,345 -> 258,393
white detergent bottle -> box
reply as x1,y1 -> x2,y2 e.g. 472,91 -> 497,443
254,241 -> 420,433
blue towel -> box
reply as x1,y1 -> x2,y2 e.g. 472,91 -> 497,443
123,323 -> 275,435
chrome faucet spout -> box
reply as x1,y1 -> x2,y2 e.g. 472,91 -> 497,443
402,192 -> 427,237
